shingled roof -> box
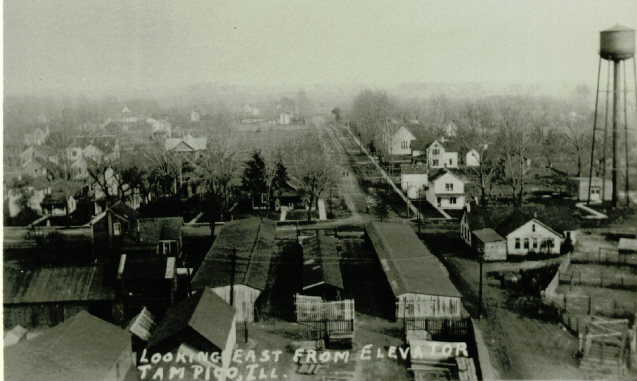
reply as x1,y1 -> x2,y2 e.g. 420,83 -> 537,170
463,202 -> 515,232
148,288 -> 236,351
4,265 -> 116,304
138,217 -> 183,244
365,222 -> 462,298
302,231 -> 344,291
4,311 -> 132,381
191,218 -> 276,291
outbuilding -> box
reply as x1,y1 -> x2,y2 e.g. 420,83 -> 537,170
471,228 -> 507,261
191,217 -> 275,322
365,222 -> 463,319
301,231 -> 344,301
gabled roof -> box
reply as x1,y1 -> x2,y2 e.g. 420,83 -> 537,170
496,210 -> 562,238
429,169 -> 465,183
4,311 -> 131,381
365,222 -> 462,298
148,288 -> 236,351
165,134 -> 208,151
401,164 -> 428,175
41,192 -> 70,206
440,140 -> 461,152
302,232 -> 344,290
404,125 -> 437,151
191,218 -> 276,291
472,228 -> 505,243
4,265 -> 116,304
463,203 -> 515,232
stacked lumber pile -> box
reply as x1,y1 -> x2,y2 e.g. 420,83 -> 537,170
456,357 -> 478,381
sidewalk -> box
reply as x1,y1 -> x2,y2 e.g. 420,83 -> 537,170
345,126 -> 453,220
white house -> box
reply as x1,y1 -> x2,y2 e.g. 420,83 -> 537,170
443,122 -> 458,138
23,126 -> 50,146
400,164 -> 428,199
498,213 -> 562,257
568,177 -> 612,202
427,140 -> 459,169
465,149 -> 481,167
427,170 -> 467,209
391,125 -> 417,156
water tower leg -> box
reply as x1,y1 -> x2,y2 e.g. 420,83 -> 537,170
612,60 -> 621,208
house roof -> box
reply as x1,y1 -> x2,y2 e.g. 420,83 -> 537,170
119,256 -> 176,280
429,169 -> 465,183
302,232 -> 344,291
365,222 -> 462,298
165,134 -> 208,151
148,288 -> 236,351
464,203 -> 515,232
472,228 -> 505,243
136,217 -> 183,245
4,311 -> 131,381
404,125 -> 437,151
191,218 -> 276,291
494,204 -> 581,238
4,265 -> 116,304
441,140 -> 462,152
401,164 -> 428,175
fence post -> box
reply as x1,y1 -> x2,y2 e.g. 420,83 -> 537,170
588,296 -> 592,315
564,294 -> 567,310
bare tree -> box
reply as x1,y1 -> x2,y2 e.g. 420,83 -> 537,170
143,142 -> 182,198
194,130 -> 246,237
456,102 -> 502,205
561,114 -> 592,177
288,132 -> 335,222
499,107 -> 533,206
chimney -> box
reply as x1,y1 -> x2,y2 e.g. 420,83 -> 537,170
474,196 -> 479,206
534,212 -> 537,219
466,202 -> 471,213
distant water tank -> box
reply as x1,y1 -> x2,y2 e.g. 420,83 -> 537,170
600,25 -> 635,61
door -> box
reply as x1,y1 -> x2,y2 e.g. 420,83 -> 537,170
590,187 -> 600,201
437,197 -> 441,207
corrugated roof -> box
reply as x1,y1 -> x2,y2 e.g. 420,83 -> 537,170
302,232 -> 344,290
148,288 -> 236,350
4,311 -> 131,381
365,222 -> 462,298
4,265 -> 116,304
191,218 -> 275,291
472,228 -> 505,243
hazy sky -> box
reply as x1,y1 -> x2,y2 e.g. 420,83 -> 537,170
4,0 -> 637,96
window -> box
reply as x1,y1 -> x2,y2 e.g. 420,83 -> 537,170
449,159 -> 453,165
533,238 -> 538,249
433,160 -> 439,166
432,149 -> 440,155
401,141 -> 409,149
450,197 -> 457,204
591,187 -> 600,195
162,241 -> 172,255
515,238 -> 520,249
113,222 -> 121,236
524,238 -> 529,249
532,224 -> 535,232
445,183 -> 454,192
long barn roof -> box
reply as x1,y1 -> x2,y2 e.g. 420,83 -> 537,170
191,217 -> 275,291
365,222 -> 462,298
302,231 -> 344,291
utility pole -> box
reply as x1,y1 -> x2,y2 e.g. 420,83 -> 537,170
406,182 -> 409,218
418,188 -> 422,235
478,253 -> 483,320
226,247 -> 237,307
329,187 -> 332,218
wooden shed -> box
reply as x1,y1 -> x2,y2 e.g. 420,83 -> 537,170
191,217 -> 275,322
4,265 -> 118,328
365,222 -> 463,319
301,231 -> 344,300
148,288 -> 237,371
471,228 -> 507,261
4,311 -> 134,381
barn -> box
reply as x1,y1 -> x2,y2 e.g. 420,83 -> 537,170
365,222 -> 463,319
301,231 -> 344,300
4,265 -> 118,328
4,311 -> 134,381
191,217 -> 275,322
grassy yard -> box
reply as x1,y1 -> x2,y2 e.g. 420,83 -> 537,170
285,210 -> 320,221
420,226 -> 586,380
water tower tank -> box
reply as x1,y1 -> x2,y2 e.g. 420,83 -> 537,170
600,25 -> 635,61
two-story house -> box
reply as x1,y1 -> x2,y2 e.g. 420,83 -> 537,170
426,170 -> 468,209
165,133 -> 208,159
426,140 -> 460,169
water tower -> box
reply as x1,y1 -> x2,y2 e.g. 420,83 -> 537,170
587,25 -> 636,208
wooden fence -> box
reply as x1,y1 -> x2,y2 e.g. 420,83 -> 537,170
298,319 -> 355,340
294,295 -> 355,322
571,248 -> 637,268
403,317 -> 471,342
558,270 -> 637,291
